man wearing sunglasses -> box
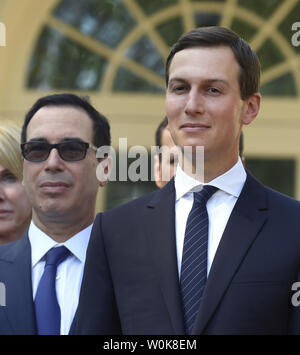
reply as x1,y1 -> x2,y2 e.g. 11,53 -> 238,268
0,93 -> 111,335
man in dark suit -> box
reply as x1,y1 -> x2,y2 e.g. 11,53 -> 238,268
74,26 -> 300,335
0,93 -> 111,334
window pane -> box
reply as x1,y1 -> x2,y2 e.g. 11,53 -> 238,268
106,181 -> 156,209
156,16 -> 183,47
135,0 -> 178,15
260,72 -> 297,96
231,17 -> 257,42
238,0 -> 282,19
256,38 -> 285,71
54,0 -> 136,48
191,0 -> 225,3
246,158 -> 295,198
194,12 -> 220,27
27,26 -> 107,90
106,151 -> 157,209
113,66 -> 164,93
126,35 -> 165,77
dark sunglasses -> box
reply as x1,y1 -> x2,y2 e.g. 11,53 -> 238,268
21,140 -> 97,162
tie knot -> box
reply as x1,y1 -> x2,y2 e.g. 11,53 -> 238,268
194,185 -> 218,204
45,246 -> 70,267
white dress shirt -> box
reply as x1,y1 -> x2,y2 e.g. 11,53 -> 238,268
28,221 -> 92,335
174,157 -> 246,277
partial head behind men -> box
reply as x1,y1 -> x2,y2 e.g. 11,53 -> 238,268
0,122 -> 31,243
166,26 -> 260,100
0,123 -> 23,181
154,116 -> 178,188
155,117 -> 169,154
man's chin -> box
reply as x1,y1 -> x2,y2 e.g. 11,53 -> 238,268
37,202 -> 69,218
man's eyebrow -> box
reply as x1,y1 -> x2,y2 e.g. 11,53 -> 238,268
202,78 -> 229,86
60,137 -> 85,142
27,137 -> 47,143
168,78 -> 187,84
27,137 -> 85,143
168,77 -> 229,86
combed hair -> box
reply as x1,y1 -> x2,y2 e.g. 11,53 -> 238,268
21,93 -> 111,147
166,26 -> 261,100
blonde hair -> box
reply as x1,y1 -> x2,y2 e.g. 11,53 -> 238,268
0,122 -> 23,181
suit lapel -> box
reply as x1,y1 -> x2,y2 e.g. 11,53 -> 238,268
193,172 -> 268,334
0,233 -> 36,334
144,180 -> 185,334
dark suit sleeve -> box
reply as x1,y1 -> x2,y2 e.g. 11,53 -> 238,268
71,213 -> 122,334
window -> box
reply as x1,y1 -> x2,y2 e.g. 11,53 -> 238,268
27,0 -> 300,97
24,0 -> 299,208
246,158 -> 295,198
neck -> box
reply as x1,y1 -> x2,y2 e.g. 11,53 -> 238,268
32,211 -> 94,243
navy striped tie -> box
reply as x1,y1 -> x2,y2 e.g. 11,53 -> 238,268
180,185 -> 217,334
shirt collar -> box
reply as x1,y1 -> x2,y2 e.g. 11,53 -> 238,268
28,220 -> 93,268
174,157 -> 246,200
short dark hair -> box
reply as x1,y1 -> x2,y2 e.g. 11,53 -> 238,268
21,93 -> 111,147
166,26 -> 260,100
155,116 -> 168,148
155,116 -> 170,162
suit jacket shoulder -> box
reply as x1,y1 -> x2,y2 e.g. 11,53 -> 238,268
0,234 -> 29,261
0,232 -> 36,334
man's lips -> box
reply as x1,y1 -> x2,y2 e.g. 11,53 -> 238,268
0,209 -> 12,217
40,182 -> 70,187
180,123 -> 211,131
39,181 -> 71,193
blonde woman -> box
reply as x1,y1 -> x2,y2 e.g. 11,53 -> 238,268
0,122 -> 31,243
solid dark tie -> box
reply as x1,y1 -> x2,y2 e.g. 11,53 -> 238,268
34,246 -> 70,335
180,185 -> 218,334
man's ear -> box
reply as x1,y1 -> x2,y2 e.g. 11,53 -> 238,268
96,156 -> 113,187
242,93 -> 261,125
153,154 -> 163,189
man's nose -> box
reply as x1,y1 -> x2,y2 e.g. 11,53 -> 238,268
44,148 -> 65,171
184,90 -> 205,116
